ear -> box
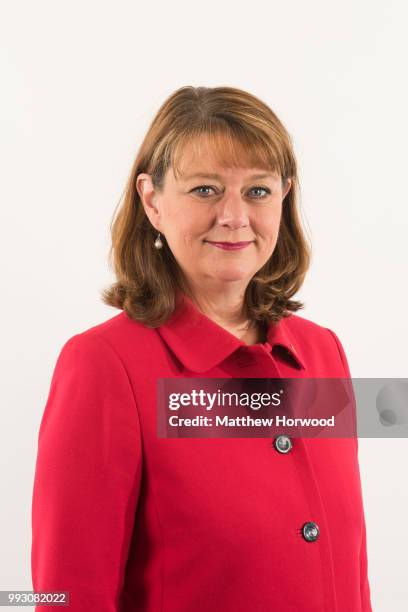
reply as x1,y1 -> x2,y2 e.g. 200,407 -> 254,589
282,177 -> 292,200
136,173 -> 162,231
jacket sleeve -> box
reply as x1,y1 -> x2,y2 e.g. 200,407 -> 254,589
326,327 -> 373,612
31,332 -> 143,611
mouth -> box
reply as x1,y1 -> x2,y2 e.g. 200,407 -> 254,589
204,240 -> 254,251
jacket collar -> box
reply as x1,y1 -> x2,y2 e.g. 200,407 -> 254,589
156,291 -> 306,373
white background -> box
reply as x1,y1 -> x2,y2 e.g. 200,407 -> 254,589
1,1 -> 407,610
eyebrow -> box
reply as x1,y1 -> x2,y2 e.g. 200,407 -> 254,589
180,172 -> 277,181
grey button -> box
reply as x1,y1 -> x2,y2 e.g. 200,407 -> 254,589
273,434 -> 293,454
302,521 -> 320,542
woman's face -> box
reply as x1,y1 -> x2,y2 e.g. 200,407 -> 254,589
137,141 -> 292,292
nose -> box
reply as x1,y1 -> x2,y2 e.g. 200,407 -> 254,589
216,192 -> 250,230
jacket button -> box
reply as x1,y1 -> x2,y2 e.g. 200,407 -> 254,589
302,521 -> 320,542
273,434 -> 293,454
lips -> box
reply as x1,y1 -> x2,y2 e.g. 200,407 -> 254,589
206,241 -> 253,246
205,240 -> 254,250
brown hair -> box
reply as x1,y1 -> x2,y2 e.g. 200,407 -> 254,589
101,85 -> 312,326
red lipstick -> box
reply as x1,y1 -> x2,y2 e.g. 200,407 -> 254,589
205,241 -> 253,251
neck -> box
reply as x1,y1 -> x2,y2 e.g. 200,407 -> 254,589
186,288 -> 249,328
179,283 -> 263,343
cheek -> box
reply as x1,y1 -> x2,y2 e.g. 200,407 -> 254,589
172,212 -> 209,242
255,209 -> 281,237
170,227 -> 204,253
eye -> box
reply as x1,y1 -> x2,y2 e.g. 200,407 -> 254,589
249,186 -> 271,198
189,185 -> 272,199
190,185 -> 217,197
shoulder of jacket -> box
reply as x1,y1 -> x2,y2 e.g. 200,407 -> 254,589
284,312 -> 335,341
68,309 -> 151,342
57,309 -> 155,364
286,313 -> 350,372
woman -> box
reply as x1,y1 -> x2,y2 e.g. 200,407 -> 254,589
31,85 -> 372,611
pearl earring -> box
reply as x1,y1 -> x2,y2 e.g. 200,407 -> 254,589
154,232 -> 163,249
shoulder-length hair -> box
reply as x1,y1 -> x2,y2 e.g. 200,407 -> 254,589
101,85 -> 312,326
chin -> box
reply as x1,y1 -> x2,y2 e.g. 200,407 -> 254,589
211,270 -> 250,282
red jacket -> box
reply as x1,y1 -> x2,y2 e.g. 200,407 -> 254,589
31,291 -> 372,611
